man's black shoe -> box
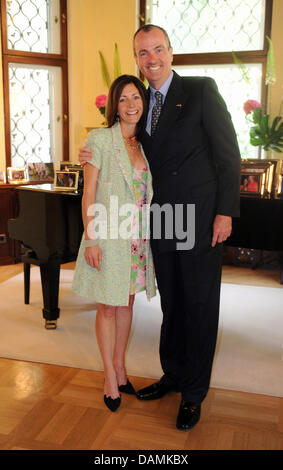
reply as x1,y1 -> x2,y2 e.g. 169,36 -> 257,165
176,401 -> 201,431
136,377 -> 177,401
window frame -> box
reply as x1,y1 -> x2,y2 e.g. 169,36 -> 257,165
140,0 -> 273,157
0,0 -> 69,167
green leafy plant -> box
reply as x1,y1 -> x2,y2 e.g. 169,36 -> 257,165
95,44 -> 121,124
232,51 -> 250,84
98,43 -> 121,89
244,100 -> 283,152
236,36 -> 283,153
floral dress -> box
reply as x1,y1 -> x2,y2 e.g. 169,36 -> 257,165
129,167 -> 148,295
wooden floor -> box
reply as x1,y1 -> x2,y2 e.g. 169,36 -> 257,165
0,262 -> 282,451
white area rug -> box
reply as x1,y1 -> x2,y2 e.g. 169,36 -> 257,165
0,268 -> 283,397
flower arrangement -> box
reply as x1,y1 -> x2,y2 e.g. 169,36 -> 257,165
243,99 -> 283,152
241,37 -> 283,154
94,44 -> 121,125
95,94 -> 107,122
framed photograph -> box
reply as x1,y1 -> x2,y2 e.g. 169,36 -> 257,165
27,162 -> 54,182
240,173 -> 262,195
60,162 -> 84,189
54,170 -> 79,191
274,160 -> 283,198
0,171 -> 6,184
60,161 -> 82,171
278,175 -> 283,197
240,159 -> 277,198
7,167 -> 29,183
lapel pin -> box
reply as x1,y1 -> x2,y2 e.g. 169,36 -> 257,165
176,104 -> 182,107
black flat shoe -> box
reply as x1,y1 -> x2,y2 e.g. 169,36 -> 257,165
136,376 -> 177,401
118,379 -> 136,395
176,401 -> 201,431
104,394 -> 121,412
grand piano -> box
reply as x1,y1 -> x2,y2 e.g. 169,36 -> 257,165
8,184 -> 83,329
8,185 -> 283,329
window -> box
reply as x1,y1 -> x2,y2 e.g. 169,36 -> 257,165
0,0 -> 69,168
140,0 -> 273,158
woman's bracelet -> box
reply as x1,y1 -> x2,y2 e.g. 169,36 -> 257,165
84,239 -> 99,247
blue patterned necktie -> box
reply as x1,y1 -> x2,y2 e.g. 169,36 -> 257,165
151,91 -> 163,136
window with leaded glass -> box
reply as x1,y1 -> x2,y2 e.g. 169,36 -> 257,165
140,0 -> 272,158
1,0 -> 68,168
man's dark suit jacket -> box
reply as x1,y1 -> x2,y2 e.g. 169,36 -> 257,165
140,71 -> 241,252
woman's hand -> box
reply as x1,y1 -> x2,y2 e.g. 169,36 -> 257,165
84,245 -> 102,271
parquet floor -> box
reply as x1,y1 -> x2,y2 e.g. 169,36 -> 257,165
0,263 -> 282,451
0,358 -> 282,451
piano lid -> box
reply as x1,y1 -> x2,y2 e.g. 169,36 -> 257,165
8,186 -> 83,262
16,183 -> 82,196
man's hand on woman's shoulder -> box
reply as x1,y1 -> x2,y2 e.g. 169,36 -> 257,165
79,147 -> 93,166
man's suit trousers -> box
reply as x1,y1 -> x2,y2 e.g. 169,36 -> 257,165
151,241 -> 223,404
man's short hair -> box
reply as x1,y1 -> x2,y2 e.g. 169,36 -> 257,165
133,24 -> 172,55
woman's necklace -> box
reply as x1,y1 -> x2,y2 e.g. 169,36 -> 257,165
123,135 -> 140,150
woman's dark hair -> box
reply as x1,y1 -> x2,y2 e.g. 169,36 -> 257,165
106,74 -> 147,134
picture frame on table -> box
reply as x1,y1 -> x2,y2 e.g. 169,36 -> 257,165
59,162 -> 79,171
54,170 -> 79,191
240,159 -> 277,198
27,162 -> 54,182
60,162 -> 84,189
7,167 -> 29,183
274,160 -> 283,198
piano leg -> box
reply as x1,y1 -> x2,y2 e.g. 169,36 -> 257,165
280,253 -> 283,285
24,262 -> 30,304
40,258 -> 60,329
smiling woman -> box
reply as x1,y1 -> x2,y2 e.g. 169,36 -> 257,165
106,75 -> 147,133
72,74 -> 156,412
118,83 -> 143,126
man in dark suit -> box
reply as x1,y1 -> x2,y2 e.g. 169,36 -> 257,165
132,24 -> 241,431
79,24 -> 241,431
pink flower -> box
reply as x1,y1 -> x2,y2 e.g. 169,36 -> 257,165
243,100 -> 261,115
131,241 -> 138,255
95,94 -> 107,109
132,263 -> 139,272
